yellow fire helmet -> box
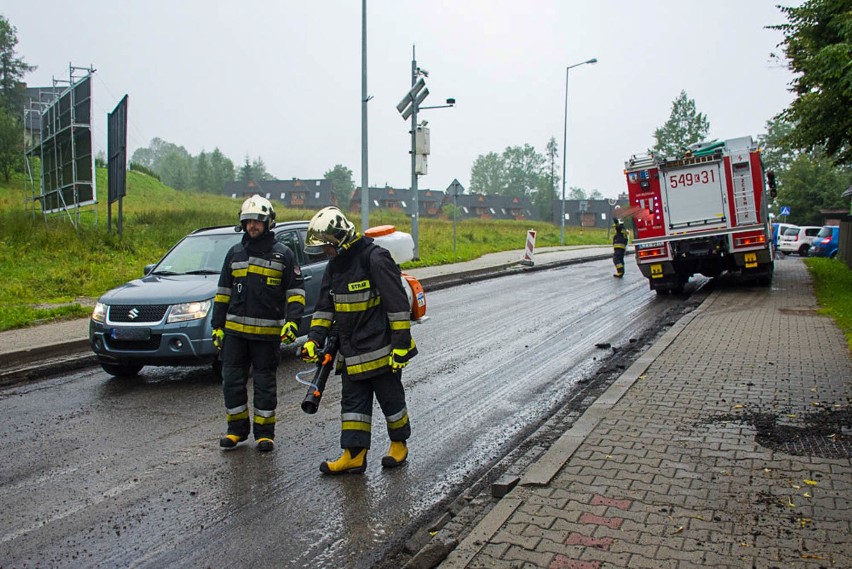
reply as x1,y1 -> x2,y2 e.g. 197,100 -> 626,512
305,206 -> 356,255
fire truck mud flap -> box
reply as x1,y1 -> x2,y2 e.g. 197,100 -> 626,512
733,250 -> 774,285
638,261 -> 685,294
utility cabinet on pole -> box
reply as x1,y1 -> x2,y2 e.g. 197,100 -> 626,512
415,125 -> 429,175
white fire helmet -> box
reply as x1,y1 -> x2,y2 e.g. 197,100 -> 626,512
305,206 -> 356,255
239,195 -> 276,231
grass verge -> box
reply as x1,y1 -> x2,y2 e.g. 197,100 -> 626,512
804,257 -> 852,351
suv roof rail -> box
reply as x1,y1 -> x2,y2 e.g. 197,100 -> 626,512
190,225 -> 240,235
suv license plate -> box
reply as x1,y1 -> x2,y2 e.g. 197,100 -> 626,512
110,327 -> 151,341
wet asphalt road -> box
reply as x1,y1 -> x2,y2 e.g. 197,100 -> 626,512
0,259 -> 692,568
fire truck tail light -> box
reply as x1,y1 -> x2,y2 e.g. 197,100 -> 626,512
638,246 -> 666,260
734,234 -> 766,247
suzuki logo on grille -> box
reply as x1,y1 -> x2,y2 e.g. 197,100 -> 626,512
128,308 -> 140,319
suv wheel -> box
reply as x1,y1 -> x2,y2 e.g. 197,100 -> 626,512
101,363 -> 143,377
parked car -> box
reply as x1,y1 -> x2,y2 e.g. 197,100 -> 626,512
778,225 -> 821,256
771,222 -> 797,250
89,222 -> 328,377
807,225 -> 840,258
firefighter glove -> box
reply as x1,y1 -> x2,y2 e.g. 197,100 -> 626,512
389,348 -> 409,372
212,328 -> 224,350
300,339 -> 320,363
280,321 -> 298,345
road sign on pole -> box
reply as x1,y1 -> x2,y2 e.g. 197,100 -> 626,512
780,206 -> 791,216
447,178 -> 464,256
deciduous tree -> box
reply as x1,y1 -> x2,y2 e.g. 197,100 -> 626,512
760,115 -> 850,225
503,144 -> 546,198
770,0 -> 851,164
775,152 -> 850,225
0,15 -> 35,113
324,164 -> 354,207
0,106 -> 22,181
469,151 -> 505,195
194,150 -> 212,193
209,148 -> 235,193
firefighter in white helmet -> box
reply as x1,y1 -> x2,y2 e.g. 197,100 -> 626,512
212,195 -> 305,452
301,206 -> 417,474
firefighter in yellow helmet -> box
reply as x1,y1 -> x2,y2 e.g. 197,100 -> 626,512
612,219 -> 628,278
211,195 -> 305,452
300,206 -> 417,474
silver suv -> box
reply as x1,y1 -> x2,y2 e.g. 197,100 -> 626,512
778,225 -> 821,256
89,222 -> 327,377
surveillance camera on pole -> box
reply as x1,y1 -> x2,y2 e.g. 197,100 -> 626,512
396,46 -> 456,259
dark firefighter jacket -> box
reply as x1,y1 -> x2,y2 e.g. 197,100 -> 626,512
307,235 -> 417,381
212,230 -> 305,342
613,227 -> 628,249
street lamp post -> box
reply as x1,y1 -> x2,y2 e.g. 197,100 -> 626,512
560,57 -> 597,246
360,0 -> 370,229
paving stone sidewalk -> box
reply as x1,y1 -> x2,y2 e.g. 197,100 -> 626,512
441,259 -> 852,569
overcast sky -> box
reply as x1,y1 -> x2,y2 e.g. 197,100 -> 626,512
5,0 -> 800,199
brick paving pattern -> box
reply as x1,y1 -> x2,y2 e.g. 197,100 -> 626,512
444,260 -> 852,568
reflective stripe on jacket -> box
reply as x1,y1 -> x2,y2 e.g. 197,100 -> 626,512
212,231 -> 305,341
308,236 -> 417,380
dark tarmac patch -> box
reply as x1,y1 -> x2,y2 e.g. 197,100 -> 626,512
697,405 -> 852,459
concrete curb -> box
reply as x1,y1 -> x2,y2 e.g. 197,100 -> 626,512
418,253 -> 613,292
439,288 -> 721,569
0,338 -> 90,368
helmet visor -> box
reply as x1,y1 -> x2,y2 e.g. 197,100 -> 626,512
304,230 -> 339,255
240,212 -> 269,223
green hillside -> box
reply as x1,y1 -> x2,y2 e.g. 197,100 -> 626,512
0,169 -> 607,331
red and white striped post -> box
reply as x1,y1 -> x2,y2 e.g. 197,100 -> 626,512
520,229 -> 536,266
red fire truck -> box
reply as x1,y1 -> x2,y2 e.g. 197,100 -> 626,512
622,136 -> 777,294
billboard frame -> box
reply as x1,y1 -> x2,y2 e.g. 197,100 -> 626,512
24,64 -> 97,225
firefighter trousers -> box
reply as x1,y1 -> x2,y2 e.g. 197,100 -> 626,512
339,369 -> 411,450
221,335 -> 280,440
612,247 -> 626,276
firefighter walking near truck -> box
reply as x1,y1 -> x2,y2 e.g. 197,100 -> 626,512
212,195 -> 305,452
300,206 -> 417,474
612,219 -> 628,278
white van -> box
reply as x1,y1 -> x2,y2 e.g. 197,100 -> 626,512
778,225 -> 821,256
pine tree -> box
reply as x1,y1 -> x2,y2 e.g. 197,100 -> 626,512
652,90 -> 710,158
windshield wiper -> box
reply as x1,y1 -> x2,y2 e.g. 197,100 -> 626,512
151,270 -> 181,276
184,269 -> 220,275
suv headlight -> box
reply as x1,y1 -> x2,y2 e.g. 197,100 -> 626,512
92,302 -> 107,323
167,299 -> 212,323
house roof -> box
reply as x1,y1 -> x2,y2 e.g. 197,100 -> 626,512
224,179 -> 336,207
350,187 -> 444,212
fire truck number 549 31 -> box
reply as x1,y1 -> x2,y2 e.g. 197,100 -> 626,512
669,169 -> 715,189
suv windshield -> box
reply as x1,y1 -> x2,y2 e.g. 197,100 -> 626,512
152,232 -> 243,275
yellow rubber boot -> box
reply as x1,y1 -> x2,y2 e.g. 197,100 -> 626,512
320,448 -> 367,475
381,441 -> 408,468
219,434 -> 247,449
